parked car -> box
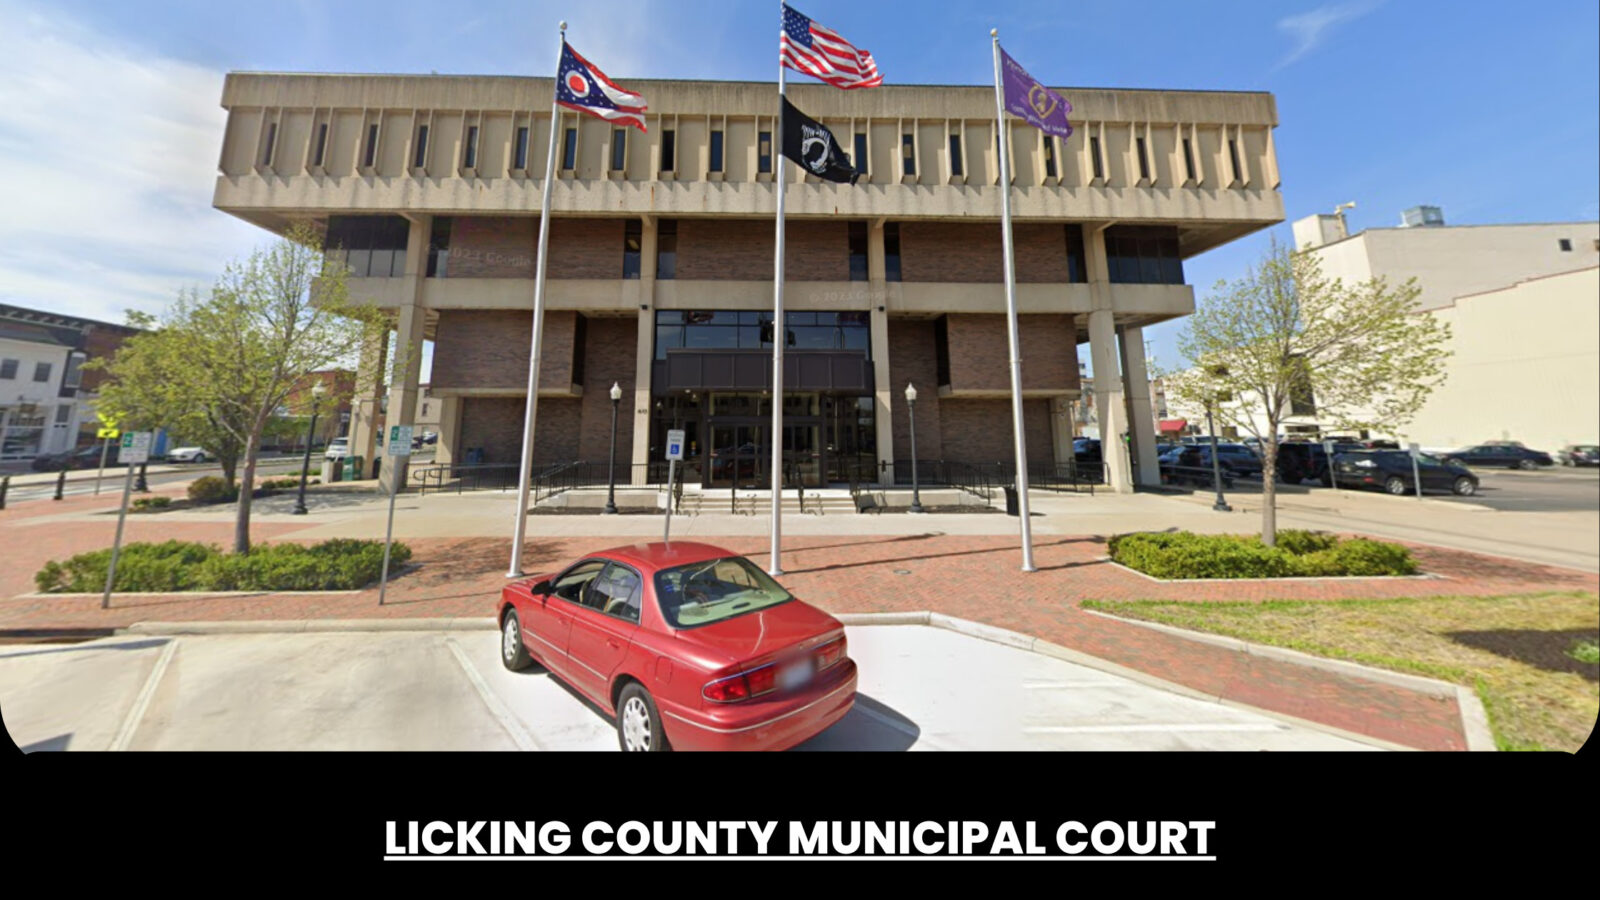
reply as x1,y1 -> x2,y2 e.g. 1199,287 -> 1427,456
1159,442 -> 1261,477
1334,450 -> 1479,496
167,446 -> 211,463
30,444 -> 119,472
498,542 -> 857,751
1441,443 -> 1554,470
1158,445 -> 1236,487
1556,445 -> 1599,467
1274,442 -> 1331,485
1073,437 -> 1102,462
324,437 -> 351,460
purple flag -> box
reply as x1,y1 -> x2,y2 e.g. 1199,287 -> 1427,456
1000,46 -> 1073,139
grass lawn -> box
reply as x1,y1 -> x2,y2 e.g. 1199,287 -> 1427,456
1082,592 -> 1599,753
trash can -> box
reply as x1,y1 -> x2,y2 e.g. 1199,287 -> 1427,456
326,457 -> 343,483
372,457 -> 382,481
1003,485 -> 1020,516
343,455 -> 364,481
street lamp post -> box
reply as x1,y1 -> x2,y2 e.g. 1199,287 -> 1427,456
292,382 -> 327,516
603,382 -> 622,515
905,383 -> 925,514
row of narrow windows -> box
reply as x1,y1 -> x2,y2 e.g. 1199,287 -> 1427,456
261,120 -> 1248,184
322,216 -> 1185,286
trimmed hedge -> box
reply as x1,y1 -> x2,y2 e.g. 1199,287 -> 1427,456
187,476 -> 236,504
1108,530 -> 1418,579
132,496 -> 172,510
34,538 -> 412,593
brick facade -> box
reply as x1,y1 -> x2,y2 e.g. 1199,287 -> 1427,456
676,219 -> 847,281
448,216 -> 624,279
944,313 -> 1079,393
575,317 -> 639,462
458,395 -> 581,467
430,309 -> 577,392
900,222 -> 1072,283
886,319 -> 944,461
938,398 -> 1053,468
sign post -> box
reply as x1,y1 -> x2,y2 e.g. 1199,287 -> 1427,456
378,425 -> 413,605
1408,442 -> 1424,500
1323,439 -> 1339,492
663,428 -> 684,544
103,431 -> 151,609
94,425 -> 119,496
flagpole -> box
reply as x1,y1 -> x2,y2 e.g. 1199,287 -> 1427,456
991,29 -> 1037,572
768,0 -> 787,576
508,21 -> 568,577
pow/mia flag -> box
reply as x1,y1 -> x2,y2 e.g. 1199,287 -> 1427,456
780,97 -> 859,184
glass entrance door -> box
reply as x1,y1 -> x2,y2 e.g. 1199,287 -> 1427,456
706,422 -> 823,488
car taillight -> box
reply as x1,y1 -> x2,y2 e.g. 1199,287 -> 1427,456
815,636 -> 847,670
703,674 -> 751,703
745,665 -> 778,697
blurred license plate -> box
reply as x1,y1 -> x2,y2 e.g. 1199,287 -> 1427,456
778,659 -> 814,691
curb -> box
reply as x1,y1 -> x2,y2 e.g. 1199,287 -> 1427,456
1078,608 -> 1493,751
1103,559 -> 1443,585
119,618 -> 497,635
14,590 -> 365,601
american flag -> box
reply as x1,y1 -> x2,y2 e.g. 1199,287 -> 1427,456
780,4 -> 882,90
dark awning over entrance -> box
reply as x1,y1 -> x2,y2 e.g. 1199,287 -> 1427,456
655,351 -> 874,393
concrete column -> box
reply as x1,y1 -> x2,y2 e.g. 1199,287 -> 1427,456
630,216 -> 658,485
868,219 -> 894,485
1119,325 -> 1160,487
1050,394 -> 1075,471
1084,223 -> 1133,494
379,215 -> 430,494
347,327 -> 387,477
434,395 -> 462,467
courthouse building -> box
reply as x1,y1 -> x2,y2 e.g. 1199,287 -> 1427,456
210,73 -> 1283,492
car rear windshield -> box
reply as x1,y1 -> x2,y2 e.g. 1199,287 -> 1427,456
653,556 -> 794,629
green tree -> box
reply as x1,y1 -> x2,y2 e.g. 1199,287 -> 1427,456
1165,238 -> 1452,546
92,224 -> 385,553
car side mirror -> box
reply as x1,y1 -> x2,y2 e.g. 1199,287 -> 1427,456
530,579 -> 553,597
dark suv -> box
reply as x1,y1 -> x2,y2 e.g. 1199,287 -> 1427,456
1334,450 -> 1479,496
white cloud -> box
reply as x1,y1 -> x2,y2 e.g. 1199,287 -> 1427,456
1276,1 -> 1384,69
0,0 -> 265,325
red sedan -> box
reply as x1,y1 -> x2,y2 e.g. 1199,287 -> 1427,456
497,541 -> 857,751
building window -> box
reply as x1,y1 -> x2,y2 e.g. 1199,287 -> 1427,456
0,358 -> 16,379
1558,238 -> 1573,251
1289,355 -> 1316,416
1136,137 -> 1150,181
463,125 -> 479,168
55,405 -> 72,425
561,127 -> 577,170
313,123 -> 328,167
63,353 -> 85,390
1089,135 -> 1104,180
1228,138 -> 1241,184
1065,224 -> 1088,284
854,133 -> 868,176
901,134 -> 915,176
933,316 -> 951,386
514,126 -> 530,169
661,130 -> 676,172
261,122 -> 277,166
1044,138 -> 1057,178
611,129 -> 627,171
325,215 -> 411,278
948,135 -> 964,177
709,130 -> 724,173
656,219 -> 677,280
427,217 -> 452,278
1182,138 -> 1196,182
884,222 -> 902,282
364,123 -> 379,168
653,310 -> 870,359
848,221 -> 868,282
1104,225 -> 1184,285
623,220 -> 642,279
413,125 -> 429,169
420,402 -> 429,418
758,131 -> 772,173
33,361 -> 51,383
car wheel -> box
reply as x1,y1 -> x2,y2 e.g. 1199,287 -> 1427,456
1384,476 -> 1408,495
1453,477 -> 1477,496
500,609 -> 533,671
1518,459 -> 1537,470
617,683 -> 670,752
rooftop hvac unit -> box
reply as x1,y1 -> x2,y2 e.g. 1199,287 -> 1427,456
1402,205 -> 1445,227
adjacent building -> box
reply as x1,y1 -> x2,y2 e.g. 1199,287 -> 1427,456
0,304 -> 140,461
211,72 -> 1284,492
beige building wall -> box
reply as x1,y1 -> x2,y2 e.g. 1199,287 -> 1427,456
1300,218 -> 1600,310
1406,266 -> 1599,451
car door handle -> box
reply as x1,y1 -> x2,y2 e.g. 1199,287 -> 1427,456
606,639 -> 621,649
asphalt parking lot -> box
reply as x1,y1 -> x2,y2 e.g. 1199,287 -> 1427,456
1,625 -> 1381,752
1433,466 -> 1600,512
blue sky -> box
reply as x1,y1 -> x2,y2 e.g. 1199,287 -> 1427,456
2,0 -> 1596,378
